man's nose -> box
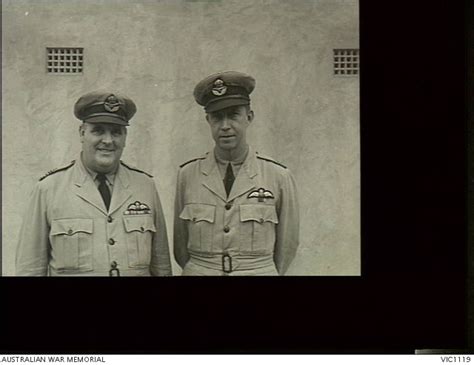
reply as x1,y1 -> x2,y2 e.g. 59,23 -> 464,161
220,118 -> 231,130
101,131 -> 113,143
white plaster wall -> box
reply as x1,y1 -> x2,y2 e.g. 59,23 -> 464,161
2,0 -> 359,276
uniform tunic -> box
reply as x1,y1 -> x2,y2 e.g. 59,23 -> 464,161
16,158 -> 172,276
174,147 -> 299,276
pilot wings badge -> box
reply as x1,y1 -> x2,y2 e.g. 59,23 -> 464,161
247,188 -> 275,202
124,201 -> 151,215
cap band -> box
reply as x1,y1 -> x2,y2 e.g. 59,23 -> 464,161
83,114 -> 129,126
204,96 -> 250,113
80,104 -> 128,121
200,85 -> 250,106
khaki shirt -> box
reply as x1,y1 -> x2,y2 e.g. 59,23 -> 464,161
173,147 -> 299,275
16,158 -> 172,276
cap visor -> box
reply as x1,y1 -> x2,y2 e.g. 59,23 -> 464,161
83,115 -> 129,126
205,98 -> 249,113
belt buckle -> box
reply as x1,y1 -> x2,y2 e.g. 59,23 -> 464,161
109,261 -> 121,277
222,254 -> 232,273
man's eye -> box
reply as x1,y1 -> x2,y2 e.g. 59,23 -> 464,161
91,128 -> 103,134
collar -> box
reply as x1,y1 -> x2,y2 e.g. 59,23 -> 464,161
79,153 -> 116,185
75,154 -> 128,188
201,145 -> 258,178
214,146 -> 249,167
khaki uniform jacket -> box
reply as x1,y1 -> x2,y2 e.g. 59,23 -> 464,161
16,158 -> 172,276
174,147 -> 299,275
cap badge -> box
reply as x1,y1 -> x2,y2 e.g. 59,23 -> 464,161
104,94 -> 121,112
211,79 -> 227,96
124,201 -> 151,215
247,188 -> 275,203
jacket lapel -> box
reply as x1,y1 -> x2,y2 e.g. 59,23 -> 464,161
201,153 -> 228,202
227,149 -> 258,202
72,160 -> 108,215
108,164 -> 132,216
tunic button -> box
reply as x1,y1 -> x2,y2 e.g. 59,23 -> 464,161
140,226 -> 145,232
225,204 -> 232,210
108,238 -> 115,245
107,216 -> 113,223
67,229 -> 73,236
223,226 -> 230,233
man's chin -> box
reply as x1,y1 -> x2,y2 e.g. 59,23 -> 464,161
218,142 -> 237,150
94,159 -> 119,173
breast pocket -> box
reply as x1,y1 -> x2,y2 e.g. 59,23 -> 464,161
123,216 -> 156,268
50,218 -> 94,272
239,205 -> 279,254
179,204 -> 215,252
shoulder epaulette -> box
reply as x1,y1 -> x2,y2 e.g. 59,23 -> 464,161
256,154 -> 287,169
39,160 -> 75,181
179,154 -> 208,168
120,161 -> 153,178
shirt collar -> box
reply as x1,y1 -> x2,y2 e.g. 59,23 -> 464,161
80,153 -> 117,185
214,145 -> 249,166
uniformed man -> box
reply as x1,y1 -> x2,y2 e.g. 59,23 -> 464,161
173,71 -> 299,276
16,91 -> 172,276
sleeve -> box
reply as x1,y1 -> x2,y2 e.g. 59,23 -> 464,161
274,169 -> 300,275
15,183 -> 50,276
150,180 -> 172,276
173,168 -> 190,269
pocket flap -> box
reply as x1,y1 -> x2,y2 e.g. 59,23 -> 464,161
123,216 -> 157,233
179,204 -> 216,223
51,218 -> 93,236
240,205 -> 279,224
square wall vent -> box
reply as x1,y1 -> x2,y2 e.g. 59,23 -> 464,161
47,47 -> 83,74
333,49 -> 359,76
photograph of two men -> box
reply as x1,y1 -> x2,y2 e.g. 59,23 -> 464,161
2,0 -> 360,278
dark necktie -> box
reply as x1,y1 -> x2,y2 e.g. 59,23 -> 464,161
97,173 -> 111,211
224,163 -> 235,197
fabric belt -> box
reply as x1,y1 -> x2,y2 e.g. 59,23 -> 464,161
189,252 -> 274,273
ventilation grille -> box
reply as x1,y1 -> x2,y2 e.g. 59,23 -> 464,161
47,47 -> 83,74
333,49 -> 359,76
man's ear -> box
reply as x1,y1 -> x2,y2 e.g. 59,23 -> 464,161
247,109 -> 254,123
205,114 -> 210,123
79,124 -> 85,142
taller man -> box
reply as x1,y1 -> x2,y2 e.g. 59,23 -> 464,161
16,91 -> 172,276
174,71 -> 299,276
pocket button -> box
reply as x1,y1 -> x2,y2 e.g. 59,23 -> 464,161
67,228 -> 73,235
259,218 -> 264,223
140,226 -> 145,232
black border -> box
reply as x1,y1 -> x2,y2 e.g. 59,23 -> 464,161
0,0 -> 468,354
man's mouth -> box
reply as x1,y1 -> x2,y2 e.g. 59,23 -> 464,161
220,135 -> 235,139
97,148 -> 115,152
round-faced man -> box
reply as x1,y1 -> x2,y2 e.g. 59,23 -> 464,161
16,91 -> 172,277
173,71 -> 300,276
79,122 -> 127,174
